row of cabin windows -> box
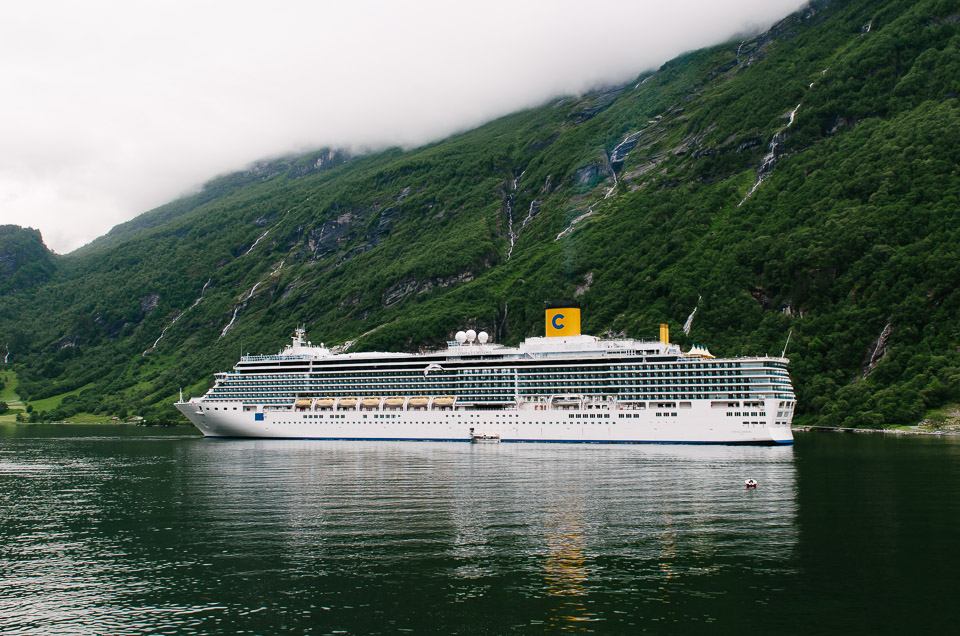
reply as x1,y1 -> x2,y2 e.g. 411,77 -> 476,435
228,361 -> 782,380
226,369 -> 769,381
211,378 -> 765,395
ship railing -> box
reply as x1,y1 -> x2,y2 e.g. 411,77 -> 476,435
241,354 -> 313,362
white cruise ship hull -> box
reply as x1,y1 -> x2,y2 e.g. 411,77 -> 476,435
178,310 -> 798,446
176,401 -> 793,445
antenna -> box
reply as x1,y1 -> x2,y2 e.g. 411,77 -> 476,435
781,329 -> 793,358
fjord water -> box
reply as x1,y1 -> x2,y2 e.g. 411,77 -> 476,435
1,428 -> 957,634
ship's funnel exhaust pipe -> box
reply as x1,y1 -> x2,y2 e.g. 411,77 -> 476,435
660,323 -> 670,344
545,301 -> 581,337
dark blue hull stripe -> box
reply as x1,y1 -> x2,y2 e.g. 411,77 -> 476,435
204,435 -> 793,446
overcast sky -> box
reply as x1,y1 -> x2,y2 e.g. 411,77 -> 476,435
1,0 -> 807,254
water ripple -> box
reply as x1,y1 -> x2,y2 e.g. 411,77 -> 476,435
0,429 -> 807,634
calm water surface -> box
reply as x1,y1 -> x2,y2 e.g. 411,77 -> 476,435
1,426 -> 958,634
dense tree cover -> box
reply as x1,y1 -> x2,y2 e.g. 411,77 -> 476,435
0,226 -> 58,295
0,0 -> 957,427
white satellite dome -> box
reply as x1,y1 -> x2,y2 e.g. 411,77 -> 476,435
478,331 -> 489,344
465,329 -> 477,343
455,331 -> 467,344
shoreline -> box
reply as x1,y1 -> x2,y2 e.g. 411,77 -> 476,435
0,421 -> 193,428
794,426 -> 960,437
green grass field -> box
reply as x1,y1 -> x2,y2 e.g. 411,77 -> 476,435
0,370 -> 23,422
0,373 -> 115,423
54,412 -> 118,423
1,370 -> 22,405
28,383 -> 95,412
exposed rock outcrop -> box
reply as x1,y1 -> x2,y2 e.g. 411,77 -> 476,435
382,270 -> 477,307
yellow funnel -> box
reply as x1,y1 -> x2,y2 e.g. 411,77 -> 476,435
659,323 -> 670,344
545,304 -> 581,337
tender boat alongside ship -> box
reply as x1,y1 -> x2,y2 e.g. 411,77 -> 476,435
175,304 -> 795,445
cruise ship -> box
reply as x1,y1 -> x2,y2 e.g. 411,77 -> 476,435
175,304 -> 795,444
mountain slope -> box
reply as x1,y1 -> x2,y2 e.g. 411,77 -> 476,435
1,0 -> 958,428
0,226 -> 57,296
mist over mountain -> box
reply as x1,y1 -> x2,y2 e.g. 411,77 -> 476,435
1,0 -> 958,430
2,0 -> 807,253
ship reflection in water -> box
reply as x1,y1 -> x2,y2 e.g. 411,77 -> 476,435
542,512 -> 593,628
183,440 -> 798,631
0,434 -> 797,634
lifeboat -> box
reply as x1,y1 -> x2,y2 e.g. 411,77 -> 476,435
295,399 -> 313,410
361,397 -> 382,409
433,396 -> 455,409
408,397 -> 430,408
384,397 -> 405,409
337,397 -> 358,409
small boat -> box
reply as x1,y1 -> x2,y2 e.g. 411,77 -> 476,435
384,397 -> 406,408
337,397 -> 358,409
470,429 -> 501,443
315,398 -> 335,409
360,397 -> 382,409
295,399 -> 313,410
433,396 -> 455,408
408,397 -> 430,409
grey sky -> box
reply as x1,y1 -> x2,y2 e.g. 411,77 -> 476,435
1,0 -> 807,254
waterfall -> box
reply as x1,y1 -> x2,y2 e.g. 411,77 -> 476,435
244,229 -> 269,255
505,192 -> 516,259
143,280 -> 211,355
220,307 -> 240,339
188,279 -> 212,310
505,171 -> 525,260
604,172 -> 618,199
243,281 -> 262,302
683,296 -> 702,335
556,208 -> 595,241
739,104 -> 801,206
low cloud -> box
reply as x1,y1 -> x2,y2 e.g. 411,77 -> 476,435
0,0 -> 807,253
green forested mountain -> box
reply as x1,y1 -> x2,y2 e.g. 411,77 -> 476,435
0,226 -> 57,296
1,0 -> 959,427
